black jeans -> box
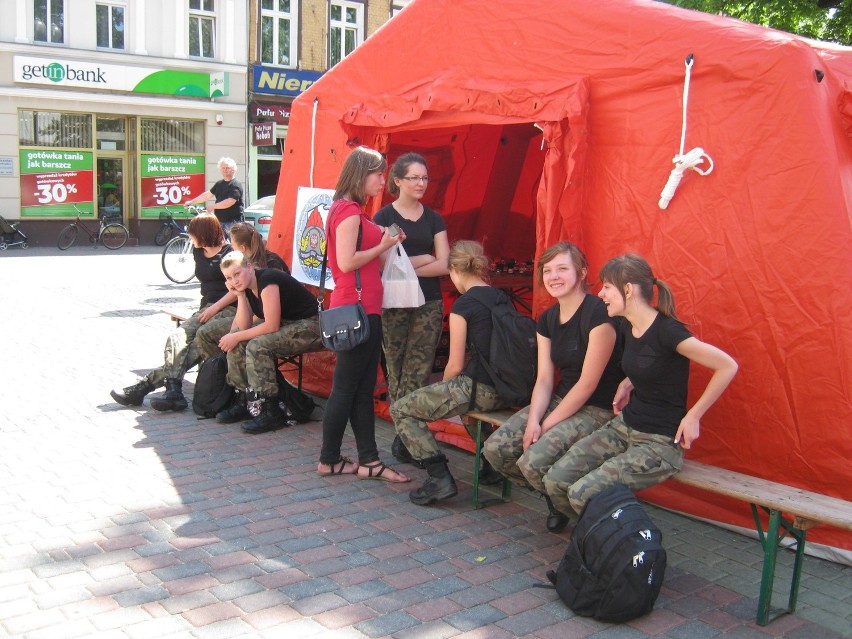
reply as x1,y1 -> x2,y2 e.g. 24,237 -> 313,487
320,314 -> 383,465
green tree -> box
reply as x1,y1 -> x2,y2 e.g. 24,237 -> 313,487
657,0 -> 852,45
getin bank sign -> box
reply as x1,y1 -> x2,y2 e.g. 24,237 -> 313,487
14,56 -> 229,98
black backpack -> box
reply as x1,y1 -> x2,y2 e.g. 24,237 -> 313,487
470,289 -> 537,406
193,352 -> 234,418
275,368 -> 316,423
546,484 -> 667,623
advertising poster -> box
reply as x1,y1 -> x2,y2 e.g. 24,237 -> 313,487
19,149 -> 95,217
291,187 -> 334,289
140,154 -> 206,218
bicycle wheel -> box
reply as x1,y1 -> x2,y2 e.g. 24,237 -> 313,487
57,224 -> 78,250
100,223 -> 129,250
162,235 -> 195,283
154,223 -> 173,246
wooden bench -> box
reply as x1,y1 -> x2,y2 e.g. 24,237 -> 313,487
463,409 -> 517,509
459,408 -> 852,627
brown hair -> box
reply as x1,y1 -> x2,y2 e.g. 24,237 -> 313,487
333,146 -> 387,205
187,213 -> 224,247
536,241 -> 589,291
448,240 -> 490,278
599,254 -> 678,320
228,222 -> 268,267
387,152 -> 428,197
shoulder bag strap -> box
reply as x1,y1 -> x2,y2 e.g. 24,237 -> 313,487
318,204 -> 362,307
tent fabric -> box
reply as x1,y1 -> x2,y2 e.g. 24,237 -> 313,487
269,0 -> 852,557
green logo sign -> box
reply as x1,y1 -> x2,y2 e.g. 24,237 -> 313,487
46,62 -> 64,82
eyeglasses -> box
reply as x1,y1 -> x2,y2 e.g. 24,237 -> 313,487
400,176 -> 429,183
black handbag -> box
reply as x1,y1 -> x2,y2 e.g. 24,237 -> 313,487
317,212 -> 371,352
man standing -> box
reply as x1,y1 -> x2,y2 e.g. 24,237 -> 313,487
186,157 -> 244,236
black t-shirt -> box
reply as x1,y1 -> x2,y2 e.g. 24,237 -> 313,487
194,244 -> 232,307
621,313 -> 693,437
266,250 -> 290,273
245,268 -> 317,322
451,286 -> 507,385
373,204 -> 446,302
210,178 -> 244,223
537,295 -> 623,409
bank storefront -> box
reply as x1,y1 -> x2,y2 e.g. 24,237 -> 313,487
0,51 -> 246,246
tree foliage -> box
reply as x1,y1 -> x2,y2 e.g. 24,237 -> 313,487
657,0 -> 852,45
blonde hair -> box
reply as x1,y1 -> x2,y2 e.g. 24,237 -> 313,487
220,250 -> 250,270
448,240 -> 490,278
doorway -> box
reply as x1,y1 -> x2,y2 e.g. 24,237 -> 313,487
96,117 -> 128,222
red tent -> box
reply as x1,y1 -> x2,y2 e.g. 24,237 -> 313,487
268,0 -> 852,559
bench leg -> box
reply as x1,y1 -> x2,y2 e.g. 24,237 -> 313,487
752,505 -> 807,626
472,420 -> 512,510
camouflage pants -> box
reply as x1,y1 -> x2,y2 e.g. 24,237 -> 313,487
482,399 -> 611,496
382,300 -> 444,404
195,316 -> 234,360
143,305 -> 236,387
544,413 -> 684,515
226,317 -> 322,397
390,375 -> 508,461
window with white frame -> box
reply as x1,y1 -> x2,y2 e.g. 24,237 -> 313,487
189,0 -> 215,58
34,0 -> 65,43
261,0 -> 297,67
391,1 -> 411,17
329,1 -> 363,68
96,3 -> 126,49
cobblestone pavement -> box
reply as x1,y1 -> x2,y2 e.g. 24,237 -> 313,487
1,247 -> 850,638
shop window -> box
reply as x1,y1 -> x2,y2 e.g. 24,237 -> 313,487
329,1 -> 363,68
34,0 -> 65,44
97,117 -> 127,151
261,0 -> 297,68
19,111 -> 92,148
189,0 -> 215,58
140,119 -> 204,153
96,3 -> 126,50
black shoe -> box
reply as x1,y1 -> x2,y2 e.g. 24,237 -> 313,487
392,435 -> 425,468
216,390 -> 249,424
110,379 -> 155,406
409,455 -> 458,505
544,494 -> 571,533
242,397 -> 290,434
478,456 -> 504,485
149,378 -> 188,412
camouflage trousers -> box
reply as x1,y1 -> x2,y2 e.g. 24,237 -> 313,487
143,305 -> 236,387
482,399 -> 612,500
544,413 -> 684,515
390,375 -> 508,461
225,317 -> 322,397
195,316 -> 234,360
382,300 -> 444,404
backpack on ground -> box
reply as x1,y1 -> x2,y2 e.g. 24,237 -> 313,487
546,483 -> 667,623
275,368 -> 316,423
193,352 -> 234,418
471,289 -> 537,406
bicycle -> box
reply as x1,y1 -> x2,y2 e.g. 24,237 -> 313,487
161,205 -> 204,283
57,205 -> 129,250
154,205 -> 197,246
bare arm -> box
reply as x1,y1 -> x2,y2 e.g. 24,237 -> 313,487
522,334 -> 556,450
673,337 -> 739,449
412,230 -> 450,278
185,189 -> 213,206
198,289 -> 237,323
442,313 -> 468,380
336,215 -> 399,273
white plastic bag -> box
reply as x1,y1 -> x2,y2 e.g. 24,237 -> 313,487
382,244 -> 425,309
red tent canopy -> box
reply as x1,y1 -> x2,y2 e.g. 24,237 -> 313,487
269,0 -> 852,559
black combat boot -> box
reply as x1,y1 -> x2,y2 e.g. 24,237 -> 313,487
216,390 -> 249,424
110,379 -> 156,406
478,455 -> 504,485
544,494 -> 571,533
149,378 -> 188,412
242,395 -> 289,434
392,435 -> 425,468
409,455 -> 458,505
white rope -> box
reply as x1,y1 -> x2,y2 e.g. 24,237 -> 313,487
309,97 -> 319,188
658,55 -> 714,210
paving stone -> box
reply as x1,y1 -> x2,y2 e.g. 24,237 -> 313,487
444,602 -> 508,631
353,609 -> 420,637
665,620 -> 723,639
112,584 -> 170,607
365,586 -> 429,613
278,575 -> 340,601
336,578 -> 397,603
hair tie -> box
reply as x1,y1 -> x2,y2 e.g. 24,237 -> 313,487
652,278 -> 658,286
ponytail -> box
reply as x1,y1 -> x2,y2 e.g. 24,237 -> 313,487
599,254 -> 679,321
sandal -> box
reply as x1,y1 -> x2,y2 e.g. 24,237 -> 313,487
317,456 -> 358,476
357,460 -> 410,483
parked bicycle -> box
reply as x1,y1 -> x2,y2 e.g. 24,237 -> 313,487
161,205 -> 204,283
57,205 -> 129,250
154,205 -> 197,246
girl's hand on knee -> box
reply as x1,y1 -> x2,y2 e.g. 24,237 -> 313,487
523,422 -> 542,451
218,333 -> 239,353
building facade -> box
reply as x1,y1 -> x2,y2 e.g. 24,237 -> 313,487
0,0 -> 249,245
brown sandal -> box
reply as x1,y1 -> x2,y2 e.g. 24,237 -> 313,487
357,460 -> 410,483
318,456 -> 358,476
